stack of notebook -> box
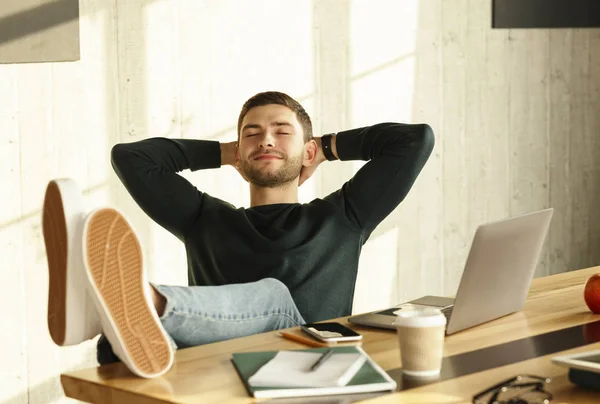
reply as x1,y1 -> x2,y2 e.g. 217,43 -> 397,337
231,346 -> 397,399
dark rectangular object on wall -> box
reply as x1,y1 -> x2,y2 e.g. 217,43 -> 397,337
492,0 -> 600,28
0,0 -> 80,64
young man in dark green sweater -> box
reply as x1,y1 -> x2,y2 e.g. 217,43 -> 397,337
43,91 -> 434,378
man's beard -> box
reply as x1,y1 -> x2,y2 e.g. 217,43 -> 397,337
240,152 -> 304,188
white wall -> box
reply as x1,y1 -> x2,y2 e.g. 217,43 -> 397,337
1,0 -> 599,402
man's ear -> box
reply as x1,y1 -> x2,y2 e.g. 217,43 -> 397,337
303,140 -> 318,166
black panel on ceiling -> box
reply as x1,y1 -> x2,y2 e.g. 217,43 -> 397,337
492,0 -> 600,28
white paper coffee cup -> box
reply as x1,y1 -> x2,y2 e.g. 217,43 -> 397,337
394,307 -> 446,378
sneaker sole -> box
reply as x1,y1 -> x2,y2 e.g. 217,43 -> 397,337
43,179 -> 100,346
43,181 -> 69,346
83,208 -> 173,378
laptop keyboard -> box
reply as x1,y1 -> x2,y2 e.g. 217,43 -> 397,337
440,306 -> 453,321
377,306 -> 454,322
376,307 -> 405,317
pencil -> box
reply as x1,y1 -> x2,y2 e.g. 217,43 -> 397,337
278,331 -> 335,348
310,348 -> 334,371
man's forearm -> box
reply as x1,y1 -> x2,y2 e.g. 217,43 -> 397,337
323,123 -> 435,238
110,137 -> 217,240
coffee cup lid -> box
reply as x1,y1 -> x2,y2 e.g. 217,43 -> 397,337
393,307 -> 446,328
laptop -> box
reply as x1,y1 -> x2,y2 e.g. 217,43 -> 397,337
348,208 -> 554,335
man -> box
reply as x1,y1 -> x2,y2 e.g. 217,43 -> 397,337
43,91 -> 434,379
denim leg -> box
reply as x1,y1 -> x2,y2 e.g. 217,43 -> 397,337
97,278 -> 304,364
154,278 -> 305,348
97,334 -> 120,365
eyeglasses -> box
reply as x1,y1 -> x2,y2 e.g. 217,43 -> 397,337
472,374 -> 552,404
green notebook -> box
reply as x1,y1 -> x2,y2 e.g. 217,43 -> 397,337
231,346 -> 397,399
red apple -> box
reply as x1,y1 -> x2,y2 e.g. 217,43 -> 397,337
584,274 -> 600,313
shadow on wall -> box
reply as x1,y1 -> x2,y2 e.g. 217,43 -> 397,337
0,0 -> 166,47
407,0 -> 600,285
0,0 -> 79,46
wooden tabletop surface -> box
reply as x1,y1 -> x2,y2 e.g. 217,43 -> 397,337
62,266 -> 600,403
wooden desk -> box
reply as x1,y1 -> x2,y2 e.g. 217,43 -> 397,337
62,267 -> 600,403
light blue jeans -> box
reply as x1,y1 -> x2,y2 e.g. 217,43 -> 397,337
97,278 -> 305,365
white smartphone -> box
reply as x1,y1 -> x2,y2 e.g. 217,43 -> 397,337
300,322 -> 363,343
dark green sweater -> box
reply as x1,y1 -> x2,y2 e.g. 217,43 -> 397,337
111,122 -> 434,323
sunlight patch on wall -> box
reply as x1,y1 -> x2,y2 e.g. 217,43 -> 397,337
348,0 -> 418,182
83,187 -> 112,212
0,219 -> 27,404
349,0 -> 418,77
350,59 -> 416,127
79,10 -> 112,195
202,0 -> 314,137
352,227 -> 399,314
144,1 -> 180,138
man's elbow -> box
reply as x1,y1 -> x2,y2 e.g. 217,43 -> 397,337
409,124 -> 435,157
110,143 -> 132,172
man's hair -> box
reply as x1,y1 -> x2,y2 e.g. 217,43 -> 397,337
237,91 -> 313,143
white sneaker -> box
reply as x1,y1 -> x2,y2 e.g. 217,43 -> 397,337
42,179 -> 102,346
82,207 -> 174,378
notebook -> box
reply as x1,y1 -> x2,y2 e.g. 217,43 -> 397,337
231,346 -> 397,399
248,350 -> 366,388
